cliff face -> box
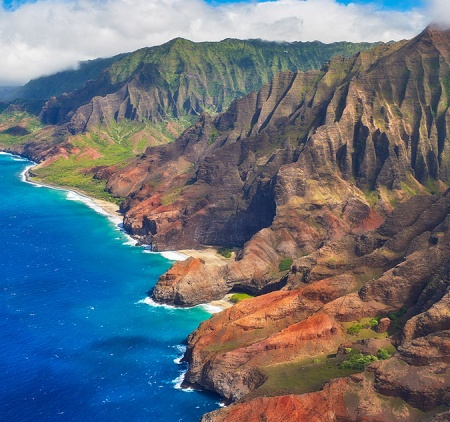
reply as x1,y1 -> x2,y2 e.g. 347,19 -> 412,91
106,26 -> 450,305
186,189 -> 450,418
104,27 -> 450,419
38,38 -> 375,133
4,27 -> 450,421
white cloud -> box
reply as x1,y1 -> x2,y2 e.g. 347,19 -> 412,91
0,0 -> 434,85
428,0 -> 450,26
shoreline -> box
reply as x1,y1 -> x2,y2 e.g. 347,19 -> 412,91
21,163 -> 123,224
7,152 -> 234,312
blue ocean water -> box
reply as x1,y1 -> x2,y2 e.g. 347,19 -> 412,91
0,153 -> 220,421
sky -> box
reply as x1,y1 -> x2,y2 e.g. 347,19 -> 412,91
0,0 -> 448,86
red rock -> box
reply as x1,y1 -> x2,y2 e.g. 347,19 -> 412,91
376,318 -> 391,333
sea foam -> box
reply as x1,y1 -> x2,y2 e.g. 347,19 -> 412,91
198,303 -> 224,314
136,296 -> 224,314
142,250 -> 189,261
173,344 -> 186,365
136,297 -> 179,310
172,369 -> 195,392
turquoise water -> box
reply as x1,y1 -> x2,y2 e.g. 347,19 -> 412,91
0,153 -> 219,421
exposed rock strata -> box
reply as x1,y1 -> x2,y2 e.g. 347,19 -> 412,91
201,377 -> 431,422
186,190 -> 450,419
111,26 -> 450,306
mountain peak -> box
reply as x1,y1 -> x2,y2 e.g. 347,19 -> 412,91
417,23 -> 450,45
164,37 -> 195,49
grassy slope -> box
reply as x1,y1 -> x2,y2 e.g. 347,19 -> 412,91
33,118 -> 191,203
0,112 -> 191,203
0,111 -> 44,147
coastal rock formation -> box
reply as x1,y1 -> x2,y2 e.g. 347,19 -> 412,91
153,258 -> 227,305
185,189 -> 450,418
107,26 -> 450,306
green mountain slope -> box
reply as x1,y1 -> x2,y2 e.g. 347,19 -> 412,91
38,38 -> 377,131
15,55 -> 127,100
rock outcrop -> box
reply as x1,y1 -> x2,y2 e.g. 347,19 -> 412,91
185,189 -> 450,419
107,26 -> 450,305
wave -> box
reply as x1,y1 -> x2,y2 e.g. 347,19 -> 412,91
136,296 -> 224,314
20,164 -> 40,185
198,303 -> 224,314
0,152 -> 26,158
142,250 -> 189,261
135,297 -> 180,310
172,344 -> 186,365
122,238 -> 139,246
172,370 -> 194,392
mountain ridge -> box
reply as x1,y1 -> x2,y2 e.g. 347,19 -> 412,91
36,38 -> 377,131
0,37 -> 378,202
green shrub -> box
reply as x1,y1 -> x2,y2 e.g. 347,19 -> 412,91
347,324 -> 363,335
369,318 -> 379,327
218,247 -> 233,258
339,353 -> 378,371
230,293 -> 253,303
279,258 -> 293,272
208,131 -> 217,145
377,348 -> 391,360
388,307 -> 407,321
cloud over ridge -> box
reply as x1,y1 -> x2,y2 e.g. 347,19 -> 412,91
0,0 -> 442,85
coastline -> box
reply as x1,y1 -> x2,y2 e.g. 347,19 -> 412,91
9,153 -> 234,312
1,151 -> 223,419
21,164 -> 123,224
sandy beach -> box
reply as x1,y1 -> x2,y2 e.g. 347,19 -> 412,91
178,248 -> 234,266
209,294 -> 234,310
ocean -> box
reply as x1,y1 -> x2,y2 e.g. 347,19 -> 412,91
0,153 -> 220,421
